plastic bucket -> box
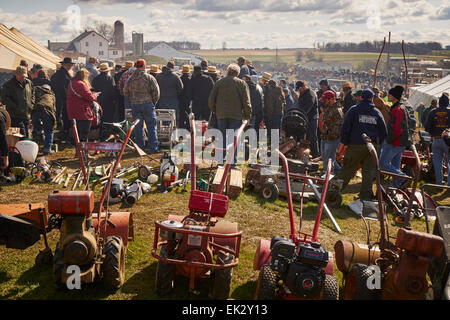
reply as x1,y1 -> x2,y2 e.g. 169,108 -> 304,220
15,140 -> 39,163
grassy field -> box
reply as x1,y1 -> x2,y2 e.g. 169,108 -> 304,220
0,144 -> 449,300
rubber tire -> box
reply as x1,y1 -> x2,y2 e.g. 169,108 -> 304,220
138,165 -> 151,181
211,248 -> 234,300
260,182 -> 279,202
322,274 -> 339,300
53,242 -> 65,289
103,236 -> 126,290
155,245 -> 175,296
255,264 -> 277,300
344,264 -> 375,300
326,190 -> 343,208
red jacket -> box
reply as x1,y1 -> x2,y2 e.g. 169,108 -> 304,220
386,102 -> 407,147
66,79 -> 97,121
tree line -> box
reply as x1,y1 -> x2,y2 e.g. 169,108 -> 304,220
321,41 -> 443,55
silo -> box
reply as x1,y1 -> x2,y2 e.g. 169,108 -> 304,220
114,20 -> 125,58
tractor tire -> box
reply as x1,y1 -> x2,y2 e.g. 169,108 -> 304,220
326,190 -> 343,208
53,242 -> 65,289
255,264 -> 277,300
103,236 -> 126,290
322,274 -> 339,300
260,182 -> 279,202
344,264 -> 375,300
155,245 -> 175,296
210,248 -> 234,300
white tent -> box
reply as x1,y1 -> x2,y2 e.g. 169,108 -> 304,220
408,75 -> 450,108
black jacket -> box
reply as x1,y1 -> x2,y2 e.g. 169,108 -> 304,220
179,73 -> 191,108
0,111 -> 8,157
296,88 -> 318,122
51,67 -> 71,103
247,81 -> 263,116
156,66 -> 183,100
1,77 -> 34,119
92,72 -> 119,123
33,77 -> 52,87
343,91 -> 357,114
191,72 -> 214,118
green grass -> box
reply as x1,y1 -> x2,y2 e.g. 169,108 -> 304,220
0,145 -> 448,300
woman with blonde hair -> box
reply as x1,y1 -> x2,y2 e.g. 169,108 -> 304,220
66,68 -> 100,142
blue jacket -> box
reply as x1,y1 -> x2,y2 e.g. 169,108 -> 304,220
340,99 -> 387,145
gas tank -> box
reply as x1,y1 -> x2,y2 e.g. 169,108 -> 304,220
48,190 -> 94,216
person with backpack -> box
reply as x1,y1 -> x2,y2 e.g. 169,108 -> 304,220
379,85 -> 411,189
31,84 -> 56,154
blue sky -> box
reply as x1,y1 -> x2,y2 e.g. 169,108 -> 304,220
0,0 -> 449,48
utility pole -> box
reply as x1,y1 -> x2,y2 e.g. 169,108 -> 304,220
275,45 -> 278,66
386,31 -> 391,87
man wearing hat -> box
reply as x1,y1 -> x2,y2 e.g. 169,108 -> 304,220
353,90 -> 363,102
237,57 -> 250,79
425,94 -> 450,186
92,63 -> 120,134
334,89 -> 387,200
51,57 -> 74,134
1,66 -> 35,138
123,59 -> 160,153
156,61 -> 184,126
207,66 -> 220,83
179,65 -> 192,129
319,90 -> 344,174
342,82 -> 357,114
379,85 -> 411,189
149,65 -> 162,78
0,106 -> 10,170
317,79 -> 332,101
191,66 -> 214,121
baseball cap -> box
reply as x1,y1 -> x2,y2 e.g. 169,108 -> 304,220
135,59 -> 146,68
319,90 -> 336,102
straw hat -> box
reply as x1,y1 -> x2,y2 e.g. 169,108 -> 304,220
150,65 -> 161,74
182,65 -> 191,74
0,106 -> 11,131
125,61 -> 134,68
342,82 -> 352,89
262,72 -> 272,81
98,63 -> 112,72
207,66 -> 220,74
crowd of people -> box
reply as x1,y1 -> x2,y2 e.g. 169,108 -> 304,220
0,54 -> 449,194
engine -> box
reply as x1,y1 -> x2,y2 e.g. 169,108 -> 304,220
270,237 -> 329,298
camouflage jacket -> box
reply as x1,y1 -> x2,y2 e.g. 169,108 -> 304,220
123,69 -> 160,105
321,102 -> 344,141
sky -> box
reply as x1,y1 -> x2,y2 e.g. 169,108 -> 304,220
0,0 -> 449,49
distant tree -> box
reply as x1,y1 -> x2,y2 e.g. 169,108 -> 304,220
92,21 -> 114,42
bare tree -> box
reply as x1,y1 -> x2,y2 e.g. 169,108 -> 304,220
91,21 -> 114,42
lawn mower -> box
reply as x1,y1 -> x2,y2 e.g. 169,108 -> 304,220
334,134 -> 444,300
421,183 -> 450,300
151,112 -> 245,299
253,152 -> 339,300
48,119 -> 137,289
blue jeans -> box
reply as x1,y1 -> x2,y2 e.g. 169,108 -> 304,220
131,103 -> 158,152
307,117 -> 319,158
31,110 -> 54,151
379,141 -> 406,188
432,138 -> 450,186
321,138 -> 340,174
217,118 -> 242,166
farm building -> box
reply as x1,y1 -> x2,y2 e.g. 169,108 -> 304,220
146,42 -> 203,65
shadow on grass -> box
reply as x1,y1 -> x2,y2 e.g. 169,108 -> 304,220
231,280 -> 256,300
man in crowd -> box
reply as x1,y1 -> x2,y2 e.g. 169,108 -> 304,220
201,60 -> 209,72
379,85 -> 411,189
86,57 -> 100,84
319,90 -> 344,174
373,87 -> 390,125
31,84 -> 56,154
421,99 -> 437,128
51,57 -> 74,135
334,89 -> 387,201
208,63 -> 251,165
19,60 -> 33,80
342,82 -> 357,114
191,66 -> 214,121
243,75 -> 264,134
296,80 -> 320,158
0,106 -> 9,170
179,65 -> 192,129
283,88 -> 294,112
416,102 -> 425,127
1,66 -> 35,138
247,60 -> 257,76
317,79 -> 331,101
237,57 -> 250,79
156,61 -> 184,125
289,82 -> 299,103
265,80 -> 285,133
425,94 -> 450,186
118,62 -> 137,119
123,59 -> 160,154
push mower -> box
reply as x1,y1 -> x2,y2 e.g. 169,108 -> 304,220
253,152 -> 339,300
151,112 -> 245,299
334,134 -> 444,300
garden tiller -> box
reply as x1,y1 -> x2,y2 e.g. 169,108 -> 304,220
253,152 -> 339,300
151,112 -> 246,299
334,134 -> 444,300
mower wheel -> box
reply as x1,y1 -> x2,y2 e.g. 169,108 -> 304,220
156,245 -> 175,296
255,264 -> 277,300
210,248 -> 234,300
344,264 -> 375,300
260,182 -> 279,202
138,165 -> 151,181
322,275 -> 339,300
326,190 -> 343,208
103,236 -> 126,290
53,242 -> 65,289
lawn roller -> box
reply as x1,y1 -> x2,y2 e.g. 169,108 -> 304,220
151,112 -> 245,299
421,184 -> 450,300
48,119 -> 137,289
334,134 -> 444,300
253,152 -> 338,300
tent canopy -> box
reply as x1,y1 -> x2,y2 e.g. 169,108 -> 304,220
408,74 -> 450,108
